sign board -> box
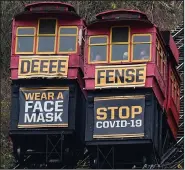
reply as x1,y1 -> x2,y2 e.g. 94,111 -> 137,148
95,64 -> 146,89
18,56 -> 69,78
93,95 -> 145,138
18,87 -> 69,128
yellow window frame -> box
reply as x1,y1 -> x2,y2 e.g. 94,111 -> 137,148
131,34 -> 152,62
160,52 -> 164,76
57,26 -> 78,54
15,27 -> 36,54
36,18 -> 57,54
177,85 -> 180,107
110,26 -> 130,63
156,38 -> 159,50
171,72 -> 175,99
88,35 -> 108,64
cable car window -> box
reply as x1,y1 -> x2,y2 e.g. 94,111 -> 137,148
39,19 -> 56,34
112,27 -> 128,42
16,27 -> 35,54
37,19 -> 57,53
58,27 -> 77,53
111,27 -> 129,62
89,36 -> 108,63
90,37 -> 107,44
60,28 -> 77,34
18,28 -> 35,35
37,37 -> 55,52
112,45 -> 128,61
132,34 -> 151,61
133,36 -> 150,42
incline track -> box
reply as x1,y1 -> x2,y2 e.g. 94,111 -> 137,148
160,21 -> 184,169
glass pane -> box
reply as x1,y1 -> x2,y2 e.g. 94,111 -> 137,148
90,45 -> 107,62
17,37 -> 34,52
133,35 -> 150,42
60,28 -> 77,34
112,27 -> 128,42
59,36 -> 76,52
133,44 -> 150,60
111,44 -> 128,61
18,28 -> 34,35
90,37 -> 107,44
39,19 -> 56,34
38,36 -> 55,52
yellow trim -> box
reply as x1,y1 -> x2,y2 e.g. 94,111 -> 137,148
110,26 -> 130,63
94,95 -> 145,101
36,18 -> 57,54
95,63 -> 146,68
57,26 -> 78,54
15,27 -> 36,54
131,34 -> 152,62
20,87 -> 69,91
18,124 -> 68,128
93,133 -> 144,138
88,35 -> 108,64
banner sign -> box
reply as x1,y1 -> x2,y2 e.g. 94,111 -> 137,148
93,95 -> 145,138
18,87 -> 69,128
95,64 -> 146,89
18,56 -> 69,78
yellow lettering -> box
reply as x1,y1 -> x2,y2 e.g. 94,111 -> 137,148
35,93 -> 40,100
48,92 -> 54,100
96,107 -> 107,120
119,106 -> 129,119
41,92 -> 47,100
57,92 -> 63,99
131,106 -> 142,118
108,107 -> 118,119
24,93 -> 34,100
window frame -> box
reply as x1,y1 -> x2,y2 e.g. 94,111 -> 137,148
88,35 -> 108,64
131,33 -> 152,62
57,26 -> 78,54
36,18 -> 57,54
156,37 -> 167,78
110,26 -> 130,63
15,27 -> 36,54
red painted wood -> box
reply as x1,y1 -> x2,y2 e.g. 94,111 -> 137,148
10,2 -> 85,83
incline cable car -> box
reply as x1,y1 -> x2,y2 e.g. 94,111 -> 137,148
83,9 -> 180,168
9,2 -> 86,168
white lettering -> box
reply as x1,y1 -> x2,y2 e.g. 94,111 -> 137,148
96,121 -> 102,128
25,101 -> 33,112
44,101 -> 54,112
37,113 -> 45,122
54,112 -> 63,122
45,113 -> 54,122
55,101 -> 63,112
24,113 -> 36,123
33,101 -> 43,112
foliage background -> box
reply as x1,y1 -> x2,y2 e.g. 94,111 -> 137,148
0,0 -> 184,168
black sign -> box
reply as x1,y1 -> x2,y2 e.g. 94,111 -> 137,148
93,96 -> 145,138
18,87 -> 69,128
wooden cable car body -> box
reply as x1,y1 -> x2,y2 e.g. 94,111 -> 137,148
84,9 -> 180,168
9,2 -> 86,167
